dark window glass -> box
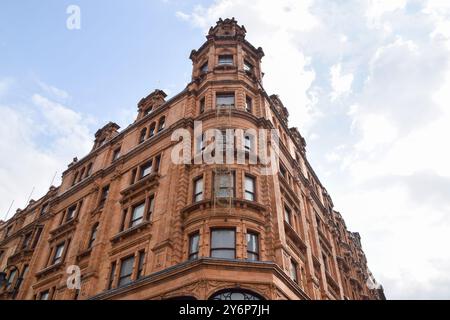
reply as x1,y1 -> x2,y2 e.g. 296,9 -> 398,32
130,203 -> 145,228
112,148 -> 121,161
211,229 -> 235,259
211,290 -> 261,300
66,204 -> 77,221
40,203 -> 49,216
118,256 -> 135,287
245,96 -> 253,112
52,243 -> 65,265
218,55 -> 233,65
146,195 -> 155,221
22,232 -> 32,250
284,206 -> 292,225
86,163 -> 93,177
244,175 -> 256,201
189,233 -> 200,260
214,172 -> 235,198
158,117 -> 166,132
216,93 -> 235,108
200,62 -> 208,73
140,161 -> 152,179
40,290 -> 50,300
194,177 -> 204,202
137,251 -> 145,279
108,262 -> 116,289
99,185 -> 110,208
290,259 -> 298,283
244,60 -> 254,73
88,223 -> 98,249
6,269 -> 17,290
200,98 -> 205,114
149,122 -> 156,137
139,128 -> 147,143
246,232 -> 259,261
154,155 -> 161,173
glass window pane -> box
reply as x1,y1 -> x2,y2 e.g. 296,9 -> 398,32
131,203 -> 145,226
216,94 -> 235,107
211,249 -> 235,259
211,229 -> 235,249
119,256 -> 134,286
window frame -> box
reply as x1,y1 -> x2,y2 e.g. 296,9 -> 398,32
210,228 -> 236,259
214,171 -> 236,198
193,176 -> 204,203
216,92 -> 235,109
130,202 -> 146,228
244,175 -> 256,201
218,54 -> 234,66
188,232 -> 200,260
118,255 -> 135,287
246,232 -> 260,261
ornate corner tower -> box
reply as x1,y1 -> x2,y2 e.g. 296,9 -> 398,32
0,18 -> 383,301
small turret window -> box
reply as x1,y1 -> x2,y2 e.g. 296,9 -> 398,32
200,62 -> 208,73
218,55 -> 233,66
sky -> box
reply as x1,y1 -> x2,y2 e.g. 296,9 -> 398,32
1,0 -> 450,299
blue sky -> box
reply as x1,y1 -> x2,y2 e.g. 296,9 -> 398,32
1,0 -> 450,299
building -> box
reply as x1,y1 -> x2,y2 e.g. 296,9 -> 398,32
0,18 -> 384,300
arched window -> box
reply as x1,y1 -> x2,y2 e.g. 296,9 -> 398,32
209,289 -> 264,300
139,128 -> 147,143
158,116 -> 166,132
149,122 -> 156,138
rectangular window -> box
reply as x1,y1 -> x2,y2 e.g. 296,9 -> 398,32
284,205 -> 292,225
280,164 -> 287,179
88,224 -> 98,249
218,55 -> 233,65
40,203 -> 49,216
200,98 -> 205,114
22,232 -> 32,250
52,243 -> 65,265
216,93 -> 235,109
246,232 -> 259,261
244,60 -> 253,73
6,269 -> 17,290
214,171 -> 235,198
112,148 -> 121,162
244,135 -> 254,152
99,185 -> 110,208
137,251 -> 145,279
245,96 -> 253,113
108,262 -> 116,289
66,204 -> 77,221
211,229 -> 235,259
194,177 -> 204,202
154,155 -> 161,173
189,233 -> 200,260
31,227 -> 43,249
139,161 -> 153,179
5,225 -> 12,238
130,203 -> 145,228
146,195 -> 155,221
118,256 -> 135,287
200,62 -> 208,73
40,290 -> 50,301
290,259 -> 298,283
244,175 -> 256,201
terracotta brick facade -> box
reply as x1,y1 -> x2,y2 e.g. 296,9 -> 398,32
0,18 -> 384,300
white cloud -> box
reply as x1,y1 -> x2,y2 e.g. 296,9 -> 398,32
176,0 -> 450,299
330,63 -> 354,101
0,86 -> 94,221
